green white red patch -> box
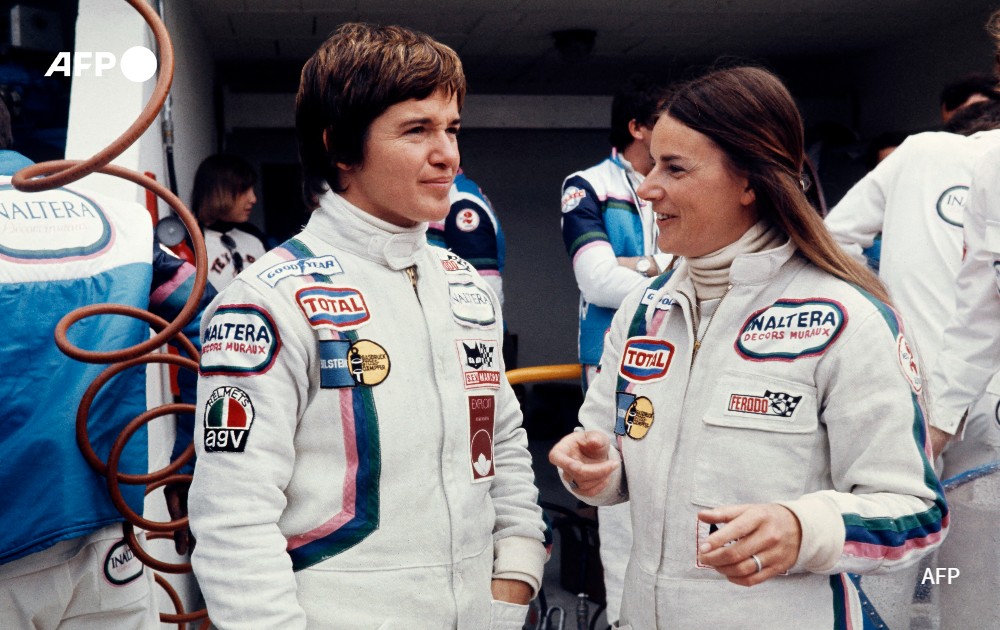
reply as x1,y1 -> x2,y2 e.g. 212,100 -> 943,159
203,386 -> 255,453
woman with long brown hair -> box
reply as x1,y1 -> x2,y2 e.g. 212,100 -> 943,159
549,66 -> 947,628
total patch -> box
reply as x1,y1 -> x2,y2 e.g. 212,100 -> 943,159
936,185 -> 967,227
103,539 -> 143,586
561,186 -> 586,213
438,250 -> 475,275
456,207 -> 480,232
257,255 -> 344,287
448,282 -> 496,327
296,284 -> 371,331
896,334 -> 923,394
346,339 -> 390,386
457,339 -> 501,389
735,299 -> 846,362
203,386 -> 255,453
468,395 -> 496,482
727,390 -> 802,419
640,288 -> 675,310
201,305 -> 280,376
0,185 -> 113,262
619,337 -> 675,383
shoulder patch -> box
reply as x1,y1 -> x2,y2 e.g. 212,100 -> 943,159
448,281 -> 496,327
896,334 -> 923,394
296,284 -> 371,331
561,186 -> 586,213
203,386 -> 255,453
455,207 -> 480,232
619,337 -> 675,383
735,299 -> 846,362
201,304 -> 281,376
936,186 -> 967,228
257,255 -> 344,287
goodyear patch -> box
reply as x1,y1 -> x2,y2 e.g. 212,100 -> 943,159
468,395 -> 496,482
735,299 -> 846,361
561,186 -> 586,213
456,207 -> 480,232
438,250 -> 475,275
726,390 -> 802,419
257,255 -> 343,287
201,305 -> 280,376
448,282 -> 496,327
619,337 -> 675,383
936,185 -> 967,228
296,284 -> 370,331
0,185 -> 113,261
640,288 -> 675,310
896,334 -> 923,394
319,339 -> 355,388
103,539 -> 143,586
457,339 -> 501,389
203,386 -> 255,453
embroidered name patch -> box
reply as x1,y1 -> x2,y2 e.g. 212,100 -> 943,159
457,339 -> 501,389
103,539 -> 143,585
456,208 -> 480,232
735,299 -> 846,361
727,390 -> 802,419
896,334 -> 923,394
0,185 -> 113,262
201,305 -> 280,376
619,337 -> 675,383
257,255 -> 343,287
936,185 -> 967,227
468,395 -> 496,482
561,186 -> 585,213
640,288 -> 675,310
296,284 -> 370,331
448,282 -> 496,327
203,386 -> 255,453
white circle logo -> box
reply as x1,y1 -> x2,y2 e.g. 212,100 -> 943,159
119,46 -> 157,83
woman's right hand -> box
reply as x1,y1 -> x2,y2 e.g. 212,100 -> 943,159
548,430 -> 620,497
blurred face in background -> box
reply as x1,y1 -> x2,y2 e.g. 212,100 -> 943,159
221,187 -> 257,223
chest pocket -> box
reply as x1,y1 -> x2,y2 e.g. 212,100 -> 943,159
691,370 -> 821,508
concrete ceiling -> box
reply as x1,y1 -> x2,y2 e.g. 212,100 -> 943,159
196,0 -> 999,94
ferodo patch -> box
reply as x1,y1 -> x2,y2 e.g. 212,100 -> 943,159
203,386 -> 255,453
448,282 -> 496,327
619,337 -> 675,383
200,305 -> 280,376
735,299 -> 846,361
296,284 -> 370,331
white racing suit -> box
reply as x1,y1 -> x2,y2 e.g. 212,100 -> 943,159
189,192 -> 546,629
565,241 -> 947,629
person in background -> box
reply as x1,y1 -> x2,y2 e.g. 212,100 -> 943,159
188,23 -> 546,629
428,169 -> 506,305
939,72 -> 998,123
0,98 -> 214,628
549,66 -> 946,628
558,74 -> 670,625
192,153 -> 270,291
825,98 -> 1000,629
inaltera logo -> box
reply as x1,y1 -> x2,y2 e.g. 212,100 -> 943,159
45,46 -> 157,82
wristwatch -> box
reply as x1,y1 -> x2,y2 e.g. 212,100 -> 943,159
635,257 -> 652,276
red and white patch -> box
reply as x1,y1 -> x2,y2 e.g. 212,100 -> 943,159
468,395 -> 496,482
561,186 -> 586,213
456,339 -> 501,389
619,337 -> 675,383
295,284 -> 370,331
456,208 -> 480,232
896,334 -> 922,394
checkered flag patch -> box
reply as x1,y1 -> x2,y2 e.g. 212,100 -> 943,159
764,390 -> 802,418
478,343 -> 495,366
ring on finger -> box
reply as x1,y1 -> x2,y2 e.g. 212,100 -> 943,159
569,478 -> 579,490
750,554 -> 763,573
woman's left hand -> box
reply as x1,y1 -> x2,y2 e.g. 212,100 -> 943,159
696,503 -> 802,587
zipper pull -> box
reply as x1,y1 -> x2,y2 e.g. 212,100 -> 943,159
404,265 -> 418,292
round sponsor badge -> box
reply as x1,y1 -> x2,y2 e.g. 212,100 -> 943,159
456,208 -> 480,232
561,186 -> 586,213
103,539 -> 143,585
896,334 -> 922,394
348,340 -> 390,386
625,396 -> 654,439
936,185 -> 967,227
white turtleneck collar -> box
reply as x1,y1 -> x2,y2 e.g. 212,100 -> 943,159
686,220 -> 787,300
308,191 -> 428,270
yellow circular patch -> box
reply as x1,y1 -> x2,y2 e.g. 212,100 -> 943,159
626,396 -> 654,439
348,339 -> 390,386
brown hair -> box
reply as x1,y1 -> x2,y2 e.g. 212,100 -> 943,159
192,154 -> 257,226
988,8 -> 1000,52
663,66 -> 890,303
296,22 -> 466,207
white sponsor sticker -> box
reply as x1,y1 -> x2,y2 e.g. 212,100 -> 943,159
455,208 -> 480,232
0,185 -> 114,261
448,282 -> 496,328
257,255 -> 343,287
735,299 -> 846,361
201,305 -> 281,376
103,540 -> 143,585
561,186 -> 586,213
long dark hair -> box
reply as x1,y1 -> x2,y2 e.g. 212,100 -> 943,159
664,66 -> 890,303
191,154 -> 257,226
